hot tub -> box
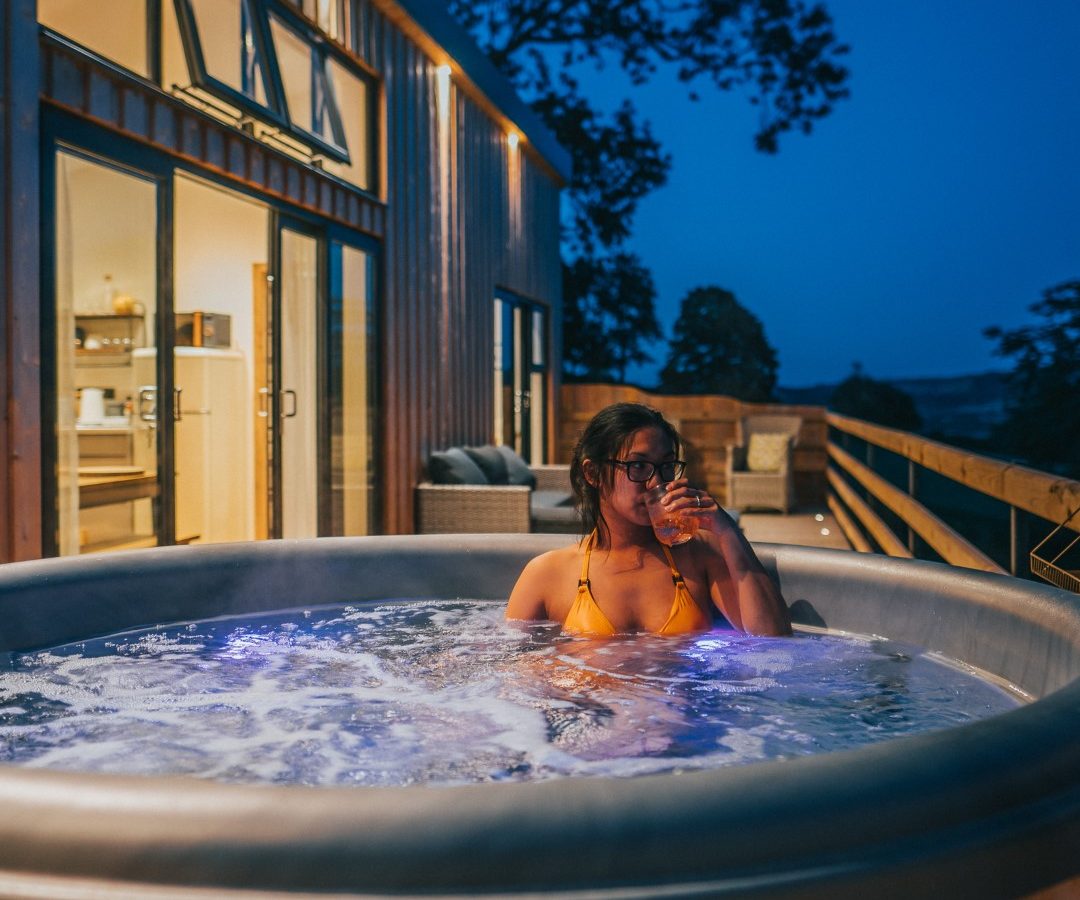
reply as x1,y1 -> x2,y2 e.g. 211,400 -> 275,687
0,534 -> 1078,899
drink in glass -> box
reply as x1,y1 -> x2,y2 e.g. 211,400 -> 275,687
645,484 -> 700,546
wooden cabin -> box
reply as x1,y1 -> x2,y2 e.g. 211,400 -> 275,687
0,0 -> 568,561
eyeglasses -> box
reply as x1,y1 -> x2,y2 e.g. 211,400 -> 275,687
606,459 -> 686,483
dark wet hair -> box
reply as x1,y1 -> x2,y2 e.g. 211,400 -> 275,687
570,402 -> 682,546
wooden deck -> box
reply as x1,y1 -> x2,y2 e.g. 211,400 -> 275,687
739,505 -> 852,551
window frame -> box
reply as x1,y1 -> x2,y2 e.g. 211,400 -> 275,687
264,3 -> 350,162
172,0 -> 361,166
37,0 -> 378,188
172,0 -> 290,131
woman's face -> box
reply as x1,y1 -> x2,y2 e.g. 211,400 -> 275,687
592,425 -> 677,527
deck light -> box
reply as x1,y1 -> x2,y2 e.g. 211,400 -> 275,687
507,132 -> 520,150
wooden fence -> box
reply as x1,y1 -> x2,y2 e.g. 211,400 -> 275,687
558,384 -> 828,506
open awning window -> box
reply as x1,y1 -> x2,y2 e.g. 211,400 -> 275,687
268,11 -> 348,160
174,0 -> 359,165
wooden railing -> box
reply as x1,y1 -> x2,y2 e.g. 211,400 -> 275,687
827,412 -> 1080,579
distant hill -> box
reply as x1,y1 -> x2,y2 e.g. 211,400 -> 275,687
777,371 -> 1009,441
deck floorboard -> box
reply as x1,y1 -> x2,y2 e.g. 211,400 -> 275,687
739,506 -> 853,551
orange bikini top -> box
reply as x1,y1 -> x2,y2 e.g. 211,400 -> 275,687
562,531 -> 712,637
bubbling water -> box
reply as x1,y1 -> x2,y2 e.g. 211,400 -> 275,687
0,600 -> 1022,786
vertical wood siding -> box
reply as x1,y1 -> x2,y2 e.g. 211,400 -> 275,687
1,0 -> 42,562
358,1 -> 563,532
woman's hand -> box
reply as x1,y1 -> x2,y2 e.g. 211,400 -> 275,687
655,478 -> 736,534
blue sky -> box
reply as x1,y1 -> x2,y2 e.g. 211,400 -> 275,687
577,0 -> 1080,387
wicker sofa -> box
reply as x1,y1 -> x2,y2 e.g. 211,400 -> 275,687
415,445 -> 579,534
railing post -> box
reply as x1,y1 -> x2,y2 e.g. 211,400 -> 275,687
1010,506 -> 1018,575
908,460 -> 917,554
865,443 -> 875,512
1010,506 -> 1030,577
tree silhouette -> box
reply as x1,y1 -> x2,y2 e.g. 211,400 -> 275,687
984,280 -> 1080,477
448,0 -> 850,380
828,364 -> 922,431
659,286 -> 778,400
563,252 -> 662,383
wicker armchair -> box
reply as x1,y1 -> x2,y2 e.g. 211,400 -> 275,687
725,415 -> 802,514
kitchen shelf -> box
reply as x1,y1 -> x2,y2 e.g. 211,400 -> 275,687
75,313 -> 147,356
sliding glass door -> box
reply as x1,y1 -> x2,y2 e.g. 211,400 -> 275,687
494,293 -> 549,462
275,222 -> 320,538
172,174 -> 268,545
52,150 -> 162,555
269,222 -> 377,538
328,240 -> 377,535
46,133 -> 379,554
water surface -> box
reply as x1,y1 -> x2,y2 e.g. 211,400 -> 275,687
0,600 -> 1022,785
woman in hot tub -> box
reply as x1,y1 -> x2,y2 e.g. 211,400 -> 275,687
507,402 -> 791,637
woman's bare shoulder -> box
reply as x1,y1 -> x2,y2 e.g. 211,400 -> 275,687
507,542 -> 583,621
517,543 -> 584,587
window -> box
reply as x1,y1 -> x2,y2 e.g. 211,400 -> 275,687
322,57 -> 372,189
282,0 -> 348,45
170,0 -> 375,175
38,0 -> 150,77
184,0 -> 274,107
41,0 -> 376,189
268,13 -> 347,158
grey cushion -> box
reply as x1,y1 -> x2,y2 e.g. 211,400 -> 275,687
428,448 -> 488,485
530,491 -> 579,533
463,445 -> 510,485
495,445 -> 537,489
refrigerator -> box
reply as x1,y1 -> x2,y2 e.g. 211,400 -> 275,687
133,347 -> 251,544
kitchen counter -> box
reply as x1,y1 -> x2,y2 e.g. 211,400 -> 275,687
78,466 -> 157,509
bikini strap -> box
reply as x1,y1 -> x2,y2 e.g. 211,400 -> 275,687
578,529 -> 596,588
660,543 -> 686,585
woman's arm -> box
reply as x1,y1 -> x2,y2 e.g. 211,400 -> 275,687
662,481 -> 791,636
700,510 -> 792,636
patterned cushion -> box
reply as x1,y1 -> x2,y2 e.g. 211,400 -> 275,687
463,445 -> 510,485
746,433 -> 790,472
428,448 -> 488,485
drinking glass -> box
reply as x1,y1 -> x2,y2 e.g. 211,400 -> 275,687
645,484 -> 700,546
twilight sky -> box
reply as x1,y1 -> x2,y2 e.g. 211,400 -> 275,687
577,0 -> 1080,388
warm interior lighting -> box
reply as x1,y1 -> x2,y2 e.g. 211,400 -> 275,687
435,64 -> 451,123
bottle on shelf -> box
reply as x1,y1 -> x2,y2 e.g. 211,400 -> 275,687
102,274 -> 115,315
